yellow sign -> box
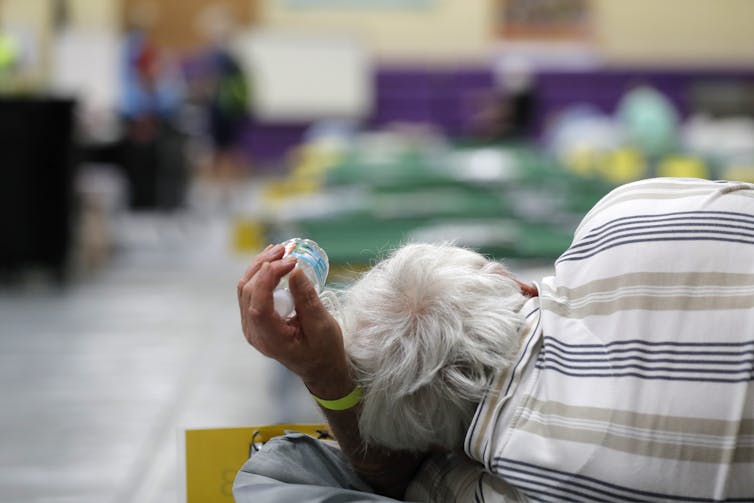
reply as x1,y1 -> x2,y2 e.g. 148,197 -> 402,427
184,424 -> 331,503
231,218 -> 266,253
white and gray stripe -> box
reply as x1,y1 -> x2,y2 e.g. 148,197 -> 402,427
465,178 -> 754,502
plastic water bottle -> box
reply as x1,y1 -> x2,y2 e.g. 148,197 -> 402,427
273,238 -> 330,318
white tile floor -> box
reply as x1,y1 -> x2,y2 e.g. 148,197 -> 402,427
0,209 -> 322,503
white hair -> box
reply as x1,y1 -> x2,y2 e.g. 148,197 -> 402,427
333,243 -> 527,452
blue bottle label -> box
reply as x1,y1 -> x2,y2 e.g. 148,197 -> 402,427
284,239 -> 329,287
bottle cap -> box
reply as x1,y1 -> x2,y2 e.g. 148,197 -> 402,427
273,289 -> 295,318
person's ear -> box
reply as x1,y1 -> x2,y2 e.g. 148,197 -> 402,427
486,262 -> 537,297
515,280 -> 538,298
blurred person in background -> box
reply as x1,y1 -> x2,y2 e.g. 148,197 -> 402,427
469,57 -> 536,143
192,4 -> 250,182
235,177 -> 754,502
119,2 -> 187,210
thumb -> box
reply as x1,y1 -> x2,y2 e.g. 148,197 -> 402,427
288,267 -> 328,328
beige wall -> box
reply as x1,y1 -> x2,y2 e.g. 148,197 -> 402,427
593,0 -> 754,66
2,0 -> 753,70
1,0 -> 53,79
0,0 -> 118,82
0,0 -> 52,34
0,0 -> 118,34
258,0 -> 497,63
258,0 -> 754,66
68,0 -> 120,31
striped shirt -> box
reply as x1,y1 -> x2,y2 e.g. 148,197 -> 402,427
463,178 -> 754,502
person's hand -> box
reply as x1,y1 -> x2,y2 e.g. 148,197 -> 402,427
237,244 -> 352,397
239,245 -> 425,500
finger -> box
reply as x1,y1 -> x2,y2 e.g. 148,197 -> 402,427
245,259 -> 297,354
243,261 -> 274,348
237,244 -> 285,299
239,254 -> 295,335
288,267 -> 329,331
239,243 -> 284,288
248,257 -> 298,318
237,245 -> 287,329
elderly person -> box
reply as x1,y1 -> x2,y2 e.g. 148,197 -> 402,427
235,177 -> 754,502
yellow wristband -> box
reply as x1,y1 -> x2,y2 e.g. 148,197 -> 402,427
311,386 -> 363,411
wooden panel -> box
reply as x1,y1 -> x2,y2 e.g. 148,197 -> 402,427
121,0 -> 256,52
496,0 -> 592,41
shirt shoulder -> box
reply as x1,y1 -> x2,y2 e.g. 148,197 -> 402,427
573,177 -> 754,240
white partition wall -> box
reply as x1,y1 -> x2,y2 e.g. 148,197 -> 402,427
234,30 -> 373,122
